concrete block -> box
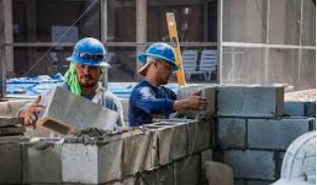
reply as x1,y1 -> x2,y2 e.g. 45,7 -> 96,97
177,85 -> 216,118
217,85 -> 284,117
0,141 -> 22,183
138,165 -> 174,185
0,117 -> 24,127
284,102 -> 305,117
155,121 -> 187,165
22,139 -> 63,183
0,126 -> 25,136
62,139 -> 123,184
248,118 -> 311,150
224,150 -> 275,180
187,119 -> 212,153
37,86 -> 119,134
122,131 -> 150,175
174,155 -> 200,185
204,161 -> 234,185
304,101 -> 316,117
218,118 -> 246,149
0,100 -> 30,117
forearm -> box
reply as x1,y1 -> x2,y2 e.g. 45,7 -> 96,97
173,99 -> 190,111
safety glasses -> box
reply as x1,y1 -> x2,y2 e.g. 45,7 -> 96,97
79,52 -> 104,61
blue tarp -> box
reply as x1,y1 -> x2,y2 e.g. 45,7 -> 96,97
3,73 -> 178,99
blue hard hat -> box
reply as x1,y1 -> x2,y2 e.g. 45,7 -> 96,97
67,37 -> 110,67
137,42 -> 178,72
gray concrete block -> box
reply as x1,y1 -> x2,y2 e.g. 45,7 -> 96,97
22,139 -> 63,183
0,126 -> 25,136
224,150 -> 275,180
62,140 -> 123,184
218,118 -> 246,149
0,100 -> 30,117
248,118 -> 311,150
177,85 -> 216,118
217,85 -> 284,117
187,119 -> 212,153
138,165 -> 174,185
156,121 -> 188,166
304,102 -> 316,117
122,131 -> 150,175
174,155 -> 200,185
284,102 -> 305,117
0,117 -> 24,127
0,142 -> 22,183
37,86 -> 119,134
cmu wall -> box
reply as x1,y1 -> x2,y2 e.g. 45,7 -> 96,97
0,85 -> 315,185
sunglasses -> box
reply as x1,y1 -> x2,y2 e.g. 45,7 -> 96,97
79,52 -> 104,61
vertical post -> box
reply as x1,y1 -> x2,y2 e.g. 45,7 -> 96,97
136,0 -> 147,77
101,0 -> 109,89
264,0 -> 270,84
3,0 -> 14,77
203,1 -> 209,42
217,0 -> 223,84
297,0 -> 303,86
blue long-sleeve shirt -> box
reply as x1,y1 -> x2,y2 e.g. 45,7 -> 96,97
129,80 -> 177,127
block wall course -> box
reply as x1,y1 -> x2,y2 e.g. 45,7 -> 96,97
177,85 -> 216,118
217,85 -> 284,117
248,118 -> 311,150
223,150 -> 275,180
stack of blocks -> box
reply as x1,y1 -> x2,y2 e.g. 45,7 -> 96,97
215,85 -> 315,185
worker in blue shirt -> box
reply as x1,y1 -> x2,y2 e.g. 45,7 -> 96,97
129,42 -> 208,126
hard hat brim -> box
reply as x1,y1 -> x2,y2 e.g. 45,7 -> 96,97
67,56 -> 111,68
137,53 -> 178,72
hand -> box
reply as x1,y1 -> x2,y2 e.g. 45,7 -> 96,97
186,92 -> 208,110
20,96 -> 44,126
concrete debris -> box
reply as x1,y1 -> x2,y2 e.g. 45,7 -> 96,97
204,161 -> 233,185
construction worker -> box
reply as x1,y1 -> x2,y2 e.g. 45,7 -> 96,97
19,37 -> 124,128
129,42 -> 208,126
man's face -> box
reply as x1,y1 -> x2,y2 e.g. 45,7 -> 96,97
75,64 -> 101,88
156,60 -> 173,85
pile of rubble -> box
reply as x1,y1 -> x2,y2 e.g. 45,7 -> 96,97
285,89 -> 316,102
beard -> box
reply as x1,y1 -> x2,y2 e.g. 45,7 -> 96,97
79,75 -> 98,88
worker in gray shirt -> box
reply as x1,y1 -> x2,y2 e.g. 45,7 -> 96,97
19,37 -> 124,128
